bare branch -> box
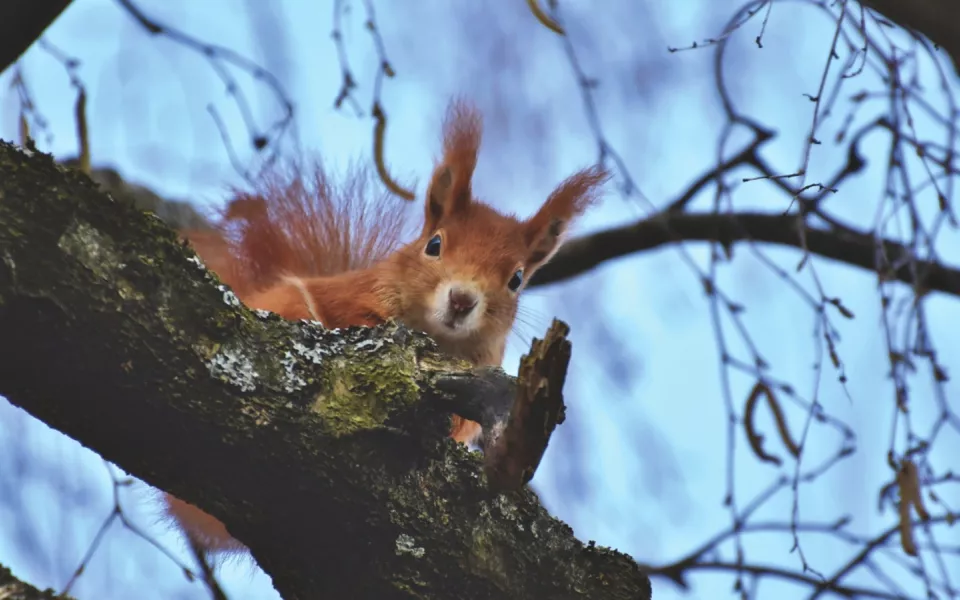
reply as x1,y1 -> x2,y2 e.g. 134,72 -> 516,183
531,211 -> 960,297
862,0 -> 960,75
114,0 -> 295,176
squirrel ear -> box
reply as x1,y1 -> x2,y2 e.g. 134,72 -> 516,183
424,99 -> 483,230
523,165 -> 610,271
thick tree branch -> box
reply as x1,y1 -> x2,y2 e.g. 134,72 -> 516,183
0,0 -> 73,74
862,0 -> 960,75
531,212 -> 960,297
0,141 -> 650,599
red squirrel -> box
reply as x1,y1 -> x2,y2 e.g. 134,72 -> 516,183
164,99 -> 610,557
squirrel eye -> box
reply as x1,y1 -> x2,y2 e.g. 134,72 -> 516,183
507,268 -> 524,292
424,234 -> 442,257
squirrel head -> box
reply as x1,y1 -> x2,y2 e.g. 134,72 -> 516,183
388,100 -> 610,359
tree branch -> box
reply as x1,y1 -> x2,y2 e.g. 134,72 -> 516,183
861,0 -> 960,76
531,211 -> 960,297
0,141 -> 650,599
646,560 -> 907,600
0,0 -> 73,74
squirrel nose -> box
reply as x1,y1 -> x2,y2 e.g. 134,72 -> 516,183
448,288 -> 478,316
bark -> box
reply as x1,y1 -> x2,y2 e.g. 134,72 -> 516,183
0,563 -> 72,600
0,0 -> 74,74
0,140 -> 651,599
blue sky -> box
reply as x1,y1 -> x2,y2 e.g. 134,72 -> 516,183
1,1 -> 958,599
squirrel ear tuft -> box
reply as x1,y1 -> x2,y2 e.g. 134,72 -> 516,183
523,165 -> 610,271
424,99 -> 483,230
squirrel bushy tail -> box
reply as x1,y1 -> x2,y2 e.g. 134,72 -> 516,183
182,159 -> 414,303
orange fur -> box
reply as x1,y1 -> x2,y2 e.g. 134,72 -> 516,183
166,99 -> 611,557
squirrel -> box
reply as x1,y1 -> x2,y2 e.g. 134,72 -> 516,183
162,99 -> 610,560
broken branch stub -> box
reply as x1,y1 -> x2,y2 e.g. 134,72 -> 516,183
424,318 -> 572,492
483,319 -> 571,491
